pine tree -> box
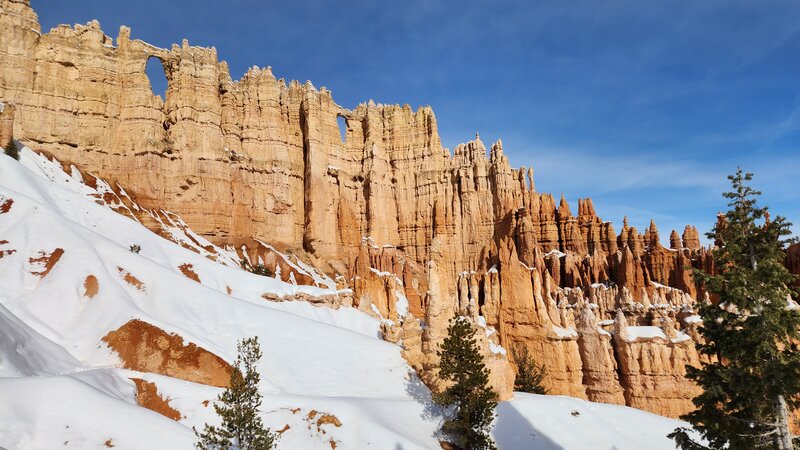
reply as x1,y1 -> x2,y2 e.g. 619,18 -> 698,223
240,259 -> 274,278
195,336 -> 277,450
434,316 -> 498,450
670,169 -> 800,450
511,344 -> 547,394
3,140 -> 19,161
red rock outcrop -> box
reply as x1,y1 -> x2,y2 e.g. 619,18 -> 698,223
131,378 -> 182,421
576,307 -> 625,405
102,319 -> 232,387
28,248 -> 64,278
0,101 -> 13,148
83,275 -> 99,298
613,312 -> 702,418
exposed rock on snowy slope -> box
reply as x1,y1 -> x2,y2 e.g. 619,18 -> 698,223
0,0 -> 713,413
0,148 -> 700,449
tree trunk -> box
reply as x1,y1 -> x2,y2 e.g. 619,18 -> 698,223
775,394 -> 794,450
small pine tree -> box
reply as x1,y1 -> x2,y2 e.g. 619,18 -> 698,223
434,316 -> 498,450
511,345 -> 547,394
3,140 -> 19,161
195,336 -> 277,450
240,259 -> 274,278
670,169 -> 800,450
129,244 -> 141,254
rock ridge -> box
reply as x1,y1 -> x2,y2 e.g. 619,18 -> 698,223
0,0 -> 713,418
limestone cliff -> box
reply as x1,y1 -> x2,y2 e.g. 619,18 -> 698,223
1,0 -> 716,418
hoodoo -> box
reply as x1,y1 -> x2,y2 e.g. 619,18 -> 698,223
1,0 -> 710,418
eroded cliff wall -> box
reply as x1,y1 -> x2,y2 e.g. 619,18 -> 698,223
0,0 -> 712,418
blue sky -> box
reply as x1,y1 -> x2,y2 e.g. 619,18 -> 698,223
35,1 -> 800,243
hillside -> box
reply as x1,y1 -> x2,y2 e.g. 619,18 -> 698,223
0,147 -> 699,449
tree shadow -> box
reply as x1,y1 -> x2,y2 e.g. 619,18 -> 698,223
494,400 -> 565,450
405,370 -> 565,449
405,370 -> 444,423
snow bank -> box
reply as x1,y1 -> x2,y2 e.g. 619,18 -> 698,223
496,393 -> 700,450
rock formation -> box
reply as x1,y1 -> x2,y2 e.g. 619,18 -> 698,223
1,0 -> 725,418
102,319 -> 232,388
788,243 -> 800,279
0,101 -> 13,149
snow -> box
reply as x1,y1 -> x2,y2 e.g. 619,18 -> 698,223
672,332 -> 692,343
626,326 -> 667,340
369,267 -> 403,285
476,316 -> 507,356
684,315 -> 703,324
0,148 -> 699,449
0,375 -> 194,449
395,291 -> 409,318
551,325 -> 578,339
496,393 -> 702,450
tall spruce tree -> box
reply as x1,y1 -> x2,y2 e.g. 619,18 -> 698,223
670,169 -> 800,450
435,316 -> 498,450
195,336 -> 277,450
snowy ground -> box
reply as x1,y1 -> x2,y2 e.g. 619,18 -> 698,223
0,148 -> 694,449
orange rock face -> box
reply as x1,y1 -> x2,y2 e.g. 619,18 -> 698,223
102,319 -> 232,387
29,248 -> 64,278
83,275 -> 99,298
0,101 -> 13,148
1,0 -> 731,419
131,378 -> 182,421
178,263 -> 201,283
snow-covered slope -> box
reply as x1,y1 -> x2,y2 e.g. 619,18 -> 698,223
0,148 -> 695,449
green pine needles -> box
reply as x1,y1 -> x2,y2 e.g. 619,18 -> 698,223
511,344 -> 547,395
240,259 -> 275,278
194,336 -> 278,450
670,169 -> 800,450
435,316 -> 498,450
3,140 -> 19,161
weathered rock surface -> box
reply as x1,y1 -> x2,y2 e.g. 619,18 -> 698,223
131,377 -> 182,421
1,0 -> 726,418
613,312 -> 702,418
0,101 -> 13,149
102,319 -> 232,388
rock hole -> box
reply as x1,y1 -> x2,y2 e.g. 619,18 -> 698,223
337,115 -> 347,144
145,57 -> 168,100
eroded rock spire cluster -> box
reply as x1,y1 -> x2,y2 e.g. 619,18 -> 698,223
0,0 -> 722,418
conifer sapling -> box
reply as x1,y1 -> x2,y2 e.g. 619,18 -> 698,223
195,336 -> 277,450
434,316 -> 498,450
511,344 -> 547,395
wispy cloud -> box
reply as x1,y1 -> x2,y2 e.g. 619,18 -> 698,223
513,144 -> 727,195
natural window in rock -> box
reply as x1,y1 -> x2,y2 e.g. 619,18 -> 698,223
337,115 -> 347,144
145,57 -> 168,100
